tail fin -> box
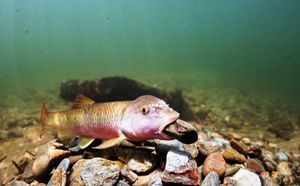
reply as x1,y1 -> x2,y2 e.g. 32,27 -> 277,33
40,97 -> 48,138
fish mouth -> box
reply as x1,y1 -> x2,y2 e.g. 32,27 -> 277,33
162,119 -> 198,144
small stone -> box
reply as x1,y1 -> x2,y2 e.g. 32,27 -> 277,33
197,141 -> 221,159
6,180 -> 30,186
69,158 -> 121,186
241,137 -> 251,145
275,150 -> 288,161
223,148 -> 246,163
32,141 -> 70,177
47,158 -> 70,186
268,143 -> 278,149
260,172 -> 279,186
120,166 -> 138,184
201,171 -> 219,186
210,138 -> 231,149
117,149 -> 157,174
245,159 -> 265,174
132,169 -> 161,186
231,168 -> 261,186
230,139 -> 250,156
162,150 -> 200,185
263,158 -> 277,172
30,180 -> 47,186
115,180 -> 130,186
148,173 -> 163,186
202,152 -> 226,177
223,177 -> 238,186
183,142 -> 199,158
277,161 -> 296,185
224,165 -> 241,177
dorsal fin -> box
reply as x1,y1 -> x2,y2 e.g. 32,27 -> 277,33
71,94 -> 95,109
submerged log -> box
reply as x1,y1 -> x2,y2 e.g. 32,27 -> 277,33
60,76 -> 195,120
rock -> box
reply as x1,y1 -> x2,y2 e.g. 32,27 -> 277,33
116,149 -> 157,174
263,158 -> 277,172
32,140 -> 70,177
223,148 -> 246,163
202,152 -> 226,177
148,173 -> 163,186
231,168 -> 261,186
47,158 -> 70,186
230,139 -> 250,157
6,180 -> 30,186
197,141 -> 221,162
277,161 -> 296,185
275,150 -> 288,161
183,142 -> 199,158
155,139 -> 183,158
162,150 -> 200,185
241,137 -> 251,145
115,180 -> 130,186
60,76 -> 195,120
120,166 -> 138,184
132,169 -> 161,186
260,172 -> 279,186
210,138 -> 230,149
69,158 -> 121,186
201,171 -> 219,186
30,180 -> 47,186
223,177 -> 238,186
163,119 -> 198,144
224,165 -> 241,177
245,159 -> 265,174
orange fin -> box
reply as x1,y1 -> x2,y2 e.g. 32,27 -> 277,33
71,94 -> 95,109
40,97 -> 48,138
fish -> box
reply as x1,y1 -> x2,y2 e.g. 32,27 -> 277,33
40,94 -> 180,149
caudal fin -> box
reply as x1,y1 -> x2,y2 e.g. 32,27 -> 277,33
40,97 -> 48,138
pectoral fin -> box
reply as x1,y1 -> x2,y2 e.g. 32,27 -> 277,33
93,136 -> 126,149
57,130 -> 76,145
78,137 -> 95,149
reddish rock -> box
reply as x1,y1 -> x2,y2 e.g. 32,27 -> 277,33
245,159 -> 265,174
202,152 -> 226,177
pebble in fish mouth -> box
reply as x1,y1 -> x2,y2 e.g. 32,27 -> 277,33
163,119 -> 198,144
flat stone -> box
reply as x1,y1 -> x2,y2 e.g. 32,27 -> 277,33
231,168 -> 261,186
162,150 -> 200,185
47,158 -> 70,186
224,165 -> 241,177
69,158 -> 121,186
245,159 -> 265,174
201,171 -> 219,186
120,166 -> 138,184
230,139 -> 250,156
202,152 -> 226,177
6,180 -> 30,186
116,149 -> 157,174
223,148 -> 246,163
148,173 -> 163,186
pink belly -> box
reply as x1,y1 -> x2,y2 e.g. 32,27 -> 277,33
72,123 -> 120,139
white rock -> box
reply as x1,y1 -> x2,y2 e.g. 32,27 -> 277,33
231,168 -> 261,186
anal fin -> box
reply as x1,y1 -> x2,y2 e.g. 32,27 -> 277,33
78,137 -> 95,149
93,135 -> 126,149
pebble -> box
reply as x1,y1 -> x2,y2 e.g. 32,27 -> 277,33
32,141 -> 70,177
223,148 -> 246,163
162,150 -> 200,185
224,165 -> 241,177
47,158 -> 69,186
210,138 -> 231,149
148,173 -> 163,186
117,149 -> 157,174
230,139 -> 250,156
115,180 -> 130,186
275,150 -> 288,161
132,169 -> 161,186
6,180 -> 30,186
277,161 -> 296,185
69,158 -> 120,186
241,137 -> 251,145
197,141 -> 221,158
231,168 -> 261,186
201,171 -> 219,186
245,159 -> 265,174
120,166 -> 138,184
202,152 -> 226,177
183,142 -> 199,158
260,172 -> 279,186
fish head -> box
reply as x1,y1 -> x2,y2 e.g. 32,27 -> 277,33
120,95 -> 179,140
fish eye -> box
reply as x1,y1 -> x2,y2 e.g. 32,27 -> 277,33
140,106 -> 149,114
